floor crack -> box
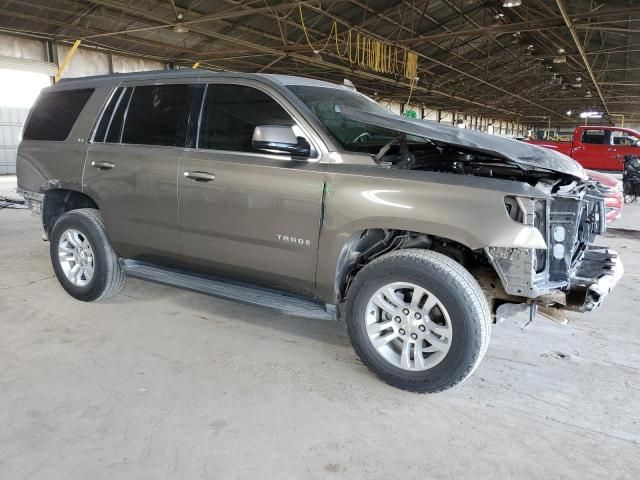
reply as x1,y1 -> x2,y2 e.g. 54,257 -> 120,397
0,274 -> 55,290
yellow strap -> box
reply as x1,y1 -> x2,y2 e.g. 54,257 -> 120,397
54,39 -> 81,83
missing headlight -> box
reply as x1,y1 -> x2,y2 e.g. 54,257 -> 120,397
533,200 -> 547,273
504,196 -> 547,273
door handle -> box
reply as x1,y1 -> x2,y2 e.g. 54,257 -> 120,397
91,161 -> 114,170
183,171 -> 215,182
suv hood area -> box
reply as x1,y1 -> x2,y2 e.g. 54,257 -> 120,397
340,106 -> 587,181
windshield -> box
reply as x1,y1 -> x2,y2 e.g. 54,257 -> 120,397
286,84 -> 426,152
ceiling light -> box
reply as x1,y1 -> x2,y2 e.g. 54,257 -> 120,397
580,111 -> 601,119
566,110 -> 572,116
503,0 -> 522,7
576,76 -> 582,82
553,47 -> 567,63
172,13 -> 188,33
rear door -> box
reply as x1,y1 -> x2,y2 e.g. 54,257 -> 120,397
83,81 -> 202,261
572,128 -> 609,169
178,81 -> 326,297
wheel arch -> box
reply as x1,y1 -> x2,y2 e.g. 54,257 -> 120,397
43,189 -> 100,235
319,226 -> 478,307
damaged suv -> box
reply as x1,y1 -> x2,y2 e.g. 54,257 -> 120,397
17,70 -> 623,393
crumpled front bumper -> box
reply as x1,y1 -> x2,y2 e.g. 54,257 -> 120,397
567,247 -> 624,312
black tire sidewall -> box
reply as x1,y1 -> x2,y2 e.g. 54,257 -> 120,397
346,256 -> 483,391
49,211 -> 110,302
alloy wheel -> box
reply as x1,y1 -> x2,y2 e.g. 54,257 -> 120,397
365,282 -> 453,371
57,228 -> 95,287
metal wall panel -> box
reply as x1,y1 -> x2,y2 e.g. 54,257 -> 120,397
112,54 -> 165,73
56,44 -> 110,78
0,33 -> 44,61
0,107 -> 28,174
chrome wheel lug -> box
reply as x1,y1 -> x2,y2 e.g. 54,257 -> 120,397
399,328 -> 406,336
414,312 -> 421,320
402,308 -> 410,315
410,333 -> 418,340
418,325 -> 426,332
394,316 -> 401,323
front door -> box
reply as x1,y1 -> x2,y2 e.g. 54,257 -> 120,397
84,82 -> 200,260
178,82 -> 325,297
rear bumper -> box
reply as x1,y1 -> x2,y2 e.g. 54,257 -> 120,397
567,247 -> 624,312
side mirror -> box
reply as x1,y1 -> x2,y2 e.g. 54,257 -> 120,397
252,125 -> 311,157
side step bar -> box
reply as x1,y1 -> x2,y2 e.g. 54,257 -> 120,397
121,260 -> 335,321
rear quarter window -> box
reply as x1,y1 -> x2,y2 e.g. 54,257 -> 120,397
23,88 -> 94,141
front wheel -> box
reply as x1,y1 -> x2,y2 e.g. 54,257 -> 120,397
345,249 -> 491,393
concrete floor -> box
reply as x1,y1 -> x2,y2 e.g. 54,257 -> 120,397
1,174 -> 639,479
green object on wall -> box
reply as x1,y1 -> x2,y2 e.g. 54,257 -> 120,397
403,109 -> 417,118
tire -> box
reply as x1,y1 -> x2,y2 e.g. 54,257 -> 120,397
49,208 -> 126,302
345,249 -> 491,393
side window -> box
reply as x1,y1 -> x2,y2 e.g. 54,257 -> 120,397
122,84 -> 194,147
23,88 -> 94,141
611,130 -> 639,147
199,84 -> 295,152
581,129 -> 606,145
93,87 -> 124,142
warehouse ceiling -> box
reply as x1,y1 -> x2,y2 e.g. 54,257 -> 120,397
1,0 -> 639,126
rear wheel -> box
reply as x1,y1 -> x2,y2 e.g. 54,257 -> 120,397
345,249 -> 490,393
49,208 -> 126,301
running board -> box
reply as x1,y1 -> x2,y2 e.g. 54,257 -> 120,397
121,260 -> 335,321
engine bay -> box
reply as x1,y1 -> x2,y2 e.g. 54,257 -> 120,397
377,138 -> 575,186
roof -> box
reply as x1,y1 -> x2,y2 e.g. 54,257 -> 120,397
54,68 -> 347,89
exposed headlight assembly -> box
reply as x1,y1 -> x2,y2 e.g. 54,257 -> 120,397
487,196 -> 551,297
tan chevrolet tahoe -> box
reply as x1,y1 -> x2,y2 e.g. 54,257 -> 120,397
17,70 -> 623,393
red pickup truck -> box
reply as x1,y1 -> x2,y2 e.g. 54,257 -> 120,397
527,126 -> 640,171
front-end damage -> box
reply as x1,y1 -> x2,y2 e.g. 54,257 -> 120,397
341,108 -> 624,323
484,179 -> 623,322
